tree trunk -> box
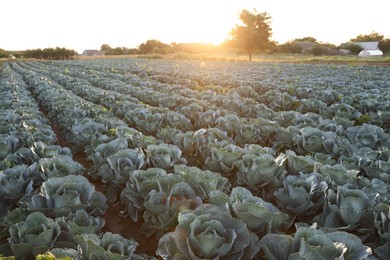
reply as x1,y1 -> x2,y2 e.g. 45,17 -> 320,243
248,52 -> 252,61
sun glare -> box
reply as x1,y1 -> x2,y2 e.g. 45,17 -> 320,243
160,1 -> 239,46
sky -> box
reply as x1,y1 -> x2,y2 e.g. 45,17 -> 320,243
1,0 -> 390,53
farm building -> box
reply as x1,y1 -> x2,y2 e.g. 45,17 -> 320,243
81,49 -> 105,56
353,41 -> 383,57
354,41 -> 379,50
358,49 -> 384,58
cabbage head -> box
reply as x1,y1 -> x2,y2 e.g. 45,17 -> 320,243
294,126 -> 337,154
274,172 -> 328,217
69,119 -> 108,151
174,165 -> 231,200
373,205 -> 390,259
285,150 -> 316,175
205,144 -> 247,176
27,155 -> 84,187
215,113 -> 241,136
0,165 -> 32,218
227,187 -> 288,236
234,123 -> 262,146
125,108 -> 162,135
318,164 -> 359,187
50,232 -> 143,259
146,143 -> 186,170
260,227 -> 373,259
88,137 -> 128,178
23,175 -> 107,218
235,153 -> 286,193
157,204 -> 261,259
374,203 -> 390,244
55,209 -> 105,248
163,111 -> 193,131
120,168 -> 174,221
314,186 -> 375,239
97,148 -> 145,185
8,212 -> 61,259
141,182 -> 203,238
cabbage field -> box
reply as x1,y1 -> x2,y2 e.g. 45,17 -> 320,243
1,58 -> 390,259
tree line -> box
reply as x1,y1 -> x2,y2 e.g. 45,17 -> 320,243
23,47 -> 77,60
105,9 -> 390,61
0,47 -> 77,60
1,9 -> 389,61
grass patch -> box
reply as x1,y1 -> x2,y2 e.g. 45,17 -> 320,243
146,53 -> 390,65
72,53 -> 390,66
250,54 -> 390,65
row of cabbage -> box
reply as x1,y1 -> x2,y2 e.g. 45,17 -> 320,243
3,60 -> 390,259
0,63 -> 153,259
59,59 -> 390,259
32,60 -> 390,132
53,58 -> 390,117
12,60 -> 390,258
6,62 -> 257,258
19,61 -> 390,186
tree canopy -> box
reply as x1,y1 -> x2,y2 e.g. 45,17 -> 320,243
24,47 -> 76,60
138,40 -> 173,54
100,44 -> 139,55
350,32 -> 385,42
0,49 -> 10,59
292,37 -> 318,43
230,9 -> 272,61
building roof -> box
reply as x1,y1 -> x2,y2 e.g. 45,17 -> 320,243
82,49 -> 100,56
358,49 -> 383,57
353,41 -> 379,50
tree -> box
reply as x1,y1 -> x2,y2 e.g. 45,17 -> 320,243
340,43 -> 363,55
293,37 -> 317,43
277,42 -> 303,54
379,38 -> 390,53
23,47 -> 76,60
0,49 -> 10,58
138,40 -> 173,54
230,9 -> 272,61
100,44 -> 112,51
310,44 -> 325,56
350,31 -> 384,42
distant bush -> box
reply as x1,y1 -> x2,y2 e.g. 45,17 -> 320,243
103,46 -> 139,55
0,49 -> 9,59
277,42 -> 303,54
341,43 -> 363,55
311,44 -> 325,56
379,39 -> 390,53
24,47 -> 77,60
139,40 -> 173,55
